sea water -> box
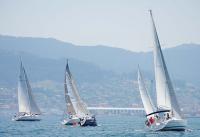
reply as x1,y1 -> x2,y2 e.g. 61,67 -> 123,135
0,115 -> 200,137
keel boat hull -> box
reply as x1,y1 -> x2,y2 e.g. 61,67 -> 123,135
80,116 -> 97,127
62,117 -> 80,125
148,118 -> 186,131
160,119 -> 186,131
12,115 -> 40,121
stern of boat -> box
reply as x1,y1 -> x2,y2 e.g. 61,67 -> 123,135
80,115 -> 97,127
161,118 -> 187,131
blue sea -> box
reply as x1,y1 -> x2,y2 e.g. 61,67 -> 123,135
0,115 -> 200,137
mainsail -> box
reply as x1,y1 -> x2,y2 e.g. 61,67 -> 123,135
65,62 -> 90,117
64,64 -> 77,115
149,10 -> 182,119
138,66 -> 156,115
18,61 -> 41,114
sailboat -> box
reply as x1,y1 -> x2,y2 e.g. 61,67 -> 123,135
61,61 -> 97,126
137,10 -> 187,131
12,61 -> 41,121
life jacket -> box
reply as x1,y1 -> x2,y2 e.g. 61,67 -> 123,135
149,116 -> 155,124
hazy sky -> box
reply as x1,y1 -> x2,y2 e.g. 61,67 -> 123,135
0,0 -> 200,51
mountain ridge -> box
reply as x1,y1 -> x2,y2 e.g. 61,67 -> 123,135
0,35 -> 199,85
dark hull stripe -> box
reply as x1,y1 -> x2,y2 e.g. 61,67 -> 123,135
81,119 -> 97,127
64,122 -> 79,125
160,126 -> 186,131
16,119 -> 41,121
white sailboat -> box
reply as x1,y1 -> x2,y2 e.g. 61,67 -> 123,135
137,10 -> 186,131
13,61 -> 41,121
61,61 -> 97,126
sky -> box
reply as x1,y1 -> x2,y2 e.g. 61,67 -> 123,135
0,0 -> 200,52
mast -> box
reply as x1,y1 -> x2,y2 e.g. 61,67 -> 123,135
149,10 -> 182,119
138,66 -> 156,115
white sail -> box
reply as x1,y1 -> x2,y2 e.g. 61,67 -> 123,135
64,64 -> 77,115
149,10 -> 182,119
65,62 -> 90,116
138,66 -> 156,115
70,78 -> 90,116
18,62 -> 41,114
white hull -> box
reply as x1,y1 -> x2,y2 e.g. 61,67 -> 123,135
161,118 -> 186,131
148,118 -> 186,131
12,115 -> 40,121
61,117 -> 80,125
